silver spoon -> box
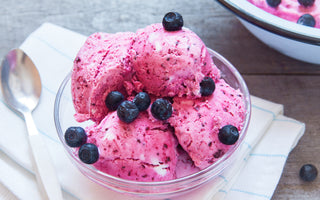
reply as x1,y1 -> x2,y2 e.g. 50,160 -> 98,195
1,49 -> 63,200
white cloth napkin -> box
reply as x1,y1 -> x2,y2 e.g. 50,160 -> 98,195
0,23 -> 305,200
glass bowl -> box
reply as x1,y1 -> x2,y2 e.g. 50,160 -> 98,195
54,48 -> 251,199
216,0 -> 320,64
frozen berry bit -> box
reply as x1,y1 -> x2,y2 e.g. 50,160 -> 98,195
298,0 -> 314,7
200,77 -> 215,96
151,98 -> 172,120
266,0 -> 281,7
213,150 -> 223,158
218,125 -> 239,145
64,127 -> 87,147
79,143 -> 99,164
299,164 -> 318,182
162,12 -> 183,31
133,92 -> 151,111
117,100 -> 140,123
105,91 -> 124,110
297,14 -> 316,27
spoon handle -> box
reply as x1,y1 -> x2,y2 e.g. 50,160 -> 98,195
24,111 -> 64,200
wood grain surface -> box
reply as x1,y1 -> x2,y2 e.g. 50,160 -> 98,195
1,0 -> 319,199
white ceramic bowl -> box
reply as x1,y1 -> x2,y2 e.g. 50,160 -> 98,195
216,0 -> 320,65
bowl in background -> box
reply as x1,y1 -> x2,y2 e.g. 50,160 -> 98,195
54,48 -> 251,199
216,0 -> 320,65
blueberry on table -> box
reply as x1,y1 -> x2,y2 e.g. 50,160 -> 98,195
218,125 -> 239,145
266,0 -> 281,7
117,100 -> 140,123
64,127 -> 87,147
297,14 -> 316,27
151,98 -> 172,120
162,12 -> 183,31
105,91 -> 124,110
200,77 -> 215,96
298,0 -> 315,7
133,92 -> 151,111
79,143 -> 99,164
299,164 -> 318,182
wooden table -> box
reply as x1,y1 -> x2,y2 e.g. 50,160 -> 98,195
1,0 -> 319,199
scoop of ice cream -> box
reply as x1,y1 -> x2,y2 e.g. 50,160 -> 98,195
85,111 -> 178,181
131,23 -> 220,98
248,0 -> 320,28
71,32 -> 135,122
168,79 -> 245,169
70,21 -> 247,182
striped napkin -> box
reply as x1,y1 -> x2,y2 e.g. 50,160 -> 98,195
0,23 -> 305,200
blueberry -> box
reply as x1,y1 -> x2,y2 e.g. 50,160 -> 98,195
200,77 -> 215,96
151,98 -> 172,120
64,127 -> 87,147
297,14 -> 316,27
298,0 -> 315,7
162,12 -> 183,31
266,0 -> 281,7
133,92 -> 151,111
105,91 -> 124,110
79,143 -> 99,164
117,100 -> 140,123
218,125 -> 239,145
299,164 -> 318,182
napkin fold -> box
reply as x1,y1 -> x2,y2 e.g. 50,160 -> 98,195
0,23 -> 305,200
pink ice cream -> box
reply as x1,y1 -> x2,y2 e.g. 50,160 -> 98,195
168,79 -> 245,169
175,146 -> 201,178
70,22 -> 246,181
248,0 -> 320,28
132,23 -> 220,98
85,111 -> 178,181
71,32 -> 135,122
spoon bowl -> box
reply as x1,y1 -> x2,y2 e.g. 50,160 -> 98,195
1,49 -> 41,113
1,49 -> 63,200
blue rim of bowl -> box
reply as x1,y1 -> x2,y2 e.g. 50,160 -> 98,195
216,0 -> 320,45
